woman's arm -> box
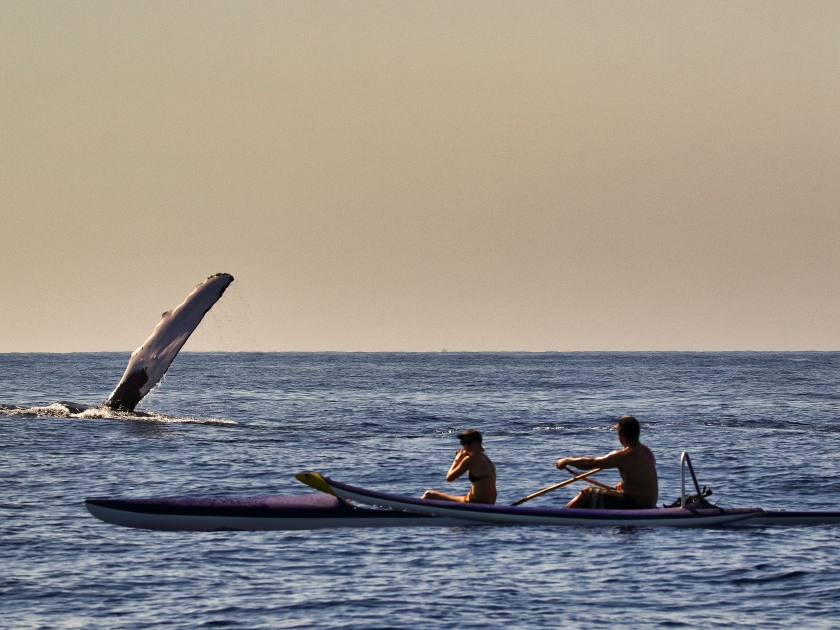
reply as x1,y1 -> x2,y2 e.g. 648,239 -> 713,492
446,450 -> 471,482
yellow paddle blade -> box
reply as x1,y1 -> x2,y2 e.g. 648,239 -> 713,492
295,471 -> 335,496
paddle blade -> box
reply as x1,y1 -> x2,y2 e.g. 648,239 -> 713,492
295,471 -> 335,496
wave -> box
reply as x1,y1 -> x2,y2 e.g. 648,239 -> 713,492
0,402 -> 237,425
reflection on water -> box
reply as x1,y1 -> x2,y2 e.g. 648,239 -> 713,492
122,419 -> 172,439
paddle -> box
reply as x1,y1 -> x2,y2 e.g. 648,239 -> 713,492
511,468 -> 603,506
565,468 -> 614,491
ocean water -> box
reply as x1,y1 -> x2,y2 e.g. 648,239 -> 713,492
2,352 -> 840,628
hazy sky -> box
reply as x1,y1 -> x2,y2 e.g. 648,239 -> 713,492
2,1 -> 838,351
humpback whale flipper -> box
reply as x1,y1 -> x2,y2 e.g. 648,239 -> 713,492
103,273 -> 234,412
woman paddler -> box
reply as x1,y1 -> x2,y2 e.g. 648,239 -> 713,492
422,429 -> 497,504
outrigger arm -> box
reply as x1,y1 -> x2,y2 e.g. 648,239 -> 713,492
680,451 -> 704,507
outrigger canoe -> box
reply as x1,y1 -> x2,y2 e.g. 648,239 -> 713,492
85,452 -> 840,531
84,484 -> 840,531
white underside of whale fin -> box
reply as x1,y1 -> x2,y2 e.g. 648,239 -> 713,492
104,273 -> 234,411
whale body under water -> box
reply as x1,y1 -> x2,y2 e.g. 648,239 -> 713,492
50,273 -> 234,415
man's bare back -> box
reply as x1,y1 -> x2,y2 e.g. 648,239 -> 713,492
555,416 -> 658,510
603,443 -> 658,507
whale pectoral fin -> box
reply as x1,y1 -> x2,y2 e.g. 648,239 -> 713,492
104,273 -> 234,412
103,368 -> 149,411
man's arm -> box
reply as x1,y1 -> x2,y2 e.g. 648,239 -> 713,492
557,449 -> 627,471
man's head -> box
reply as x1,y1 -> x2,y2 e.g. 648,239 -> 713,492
615,415 -> 641,443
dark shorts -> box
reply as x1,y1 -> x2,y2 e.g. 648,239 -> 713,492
590,488 -> 648,510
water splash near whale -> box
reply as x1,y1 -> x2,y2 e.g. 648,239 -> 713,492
0,401 -> 237,425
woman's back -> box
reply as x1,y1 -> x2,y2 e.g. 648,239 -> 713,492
466,452 -> 496,504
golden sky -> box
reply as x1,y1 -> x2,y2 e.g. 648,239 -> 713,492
2,1 -> 838,351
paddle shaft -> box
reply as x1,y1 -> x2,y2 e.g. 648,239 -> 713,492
511,468 -> 603,506
566,468 -> 614,491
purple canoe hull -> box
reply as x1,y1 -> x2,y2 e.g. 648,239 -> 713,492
85,494 -> 473,531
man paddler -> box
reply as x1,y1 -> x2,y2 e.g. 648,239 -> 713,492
556,415 -> 658,510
